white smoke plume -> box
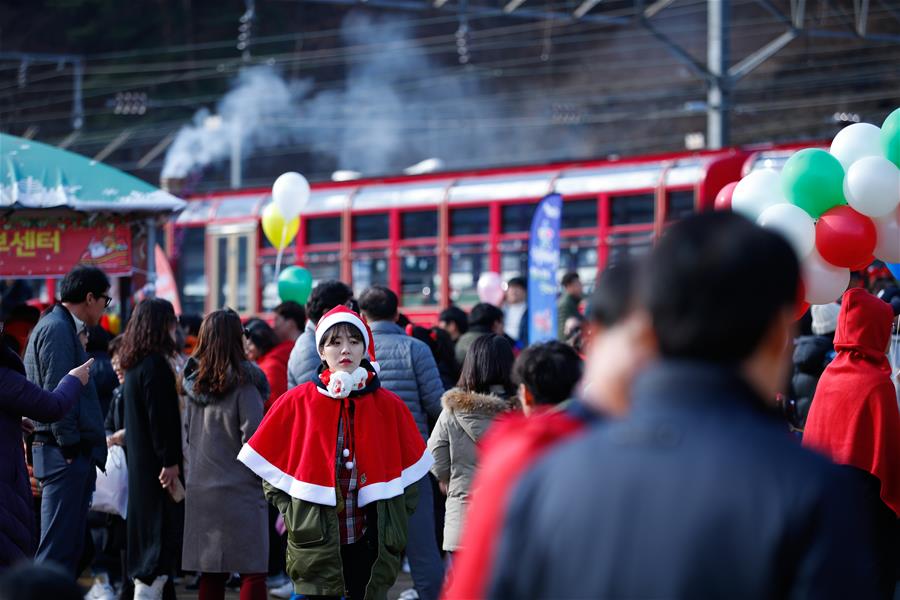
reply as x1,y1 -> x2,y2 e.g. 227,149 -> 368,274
161,12 -> 588,179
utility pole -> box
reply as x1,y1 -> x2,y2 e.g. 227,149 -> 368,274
706,0 -> 729,150
0,52 -> 84,131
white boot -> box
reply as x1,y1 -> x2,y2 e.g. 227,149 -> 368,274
133,575 -> 168,600
84,573 -> 116,600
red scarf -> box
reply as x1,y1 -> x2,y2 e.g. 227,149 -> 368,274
238,369 -> 431,507
803,288 -> 900,517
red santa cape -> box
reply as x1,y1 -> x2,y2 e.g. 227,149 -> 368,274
803,288 -> 900,517
238,306 -> 431,507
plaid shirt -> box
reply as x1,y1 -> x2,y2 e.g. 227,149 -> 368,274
336,408 -> 365,545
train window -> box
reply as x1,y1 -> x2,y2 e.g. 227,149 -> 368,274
401,211 -> 438,239
261,260 -> 284,312
304,251 -> 341,285
561,199 -> 598,230
500,239 -> 529,282
216,237 -> 228,310
400,248 -> 439,306
667,190 -> 695,221
353,213 -> 390,242
351,249 -> 389,297
606,231 -> 654,265
175,227 -> 207,316
450,243 -> 489,305
237,236 -> 249,313
215,196 -> 260,219
450,207 -> 490,236
501,203 -> 538,233
557,236 -> 599,292
610,193 -> 655,225
306,216 -> 342,245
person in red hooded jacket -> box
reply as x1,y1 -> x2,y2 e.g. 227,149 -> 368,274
803,287 -> 900,598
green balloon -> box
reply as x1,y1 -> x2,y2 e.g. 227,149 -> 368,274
881,108 -> 900,168
781,148 -> 846,218
277,266 -> 313,305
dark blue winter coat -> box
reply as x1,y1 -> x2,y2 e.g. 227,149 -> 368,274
24,305 -> 106,467
488,360 -> 878,600
0,345 -> 81,569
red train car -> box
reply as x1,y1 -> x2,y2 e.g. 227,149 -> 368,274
166,147 -> 755,321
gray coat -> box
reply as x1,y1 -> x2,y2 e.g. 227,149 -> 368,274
427,388 -> 512,551
287,321 -> 320,389
24,305 -> 106,467
181,359 -> 269,573
368,321 -> 444,440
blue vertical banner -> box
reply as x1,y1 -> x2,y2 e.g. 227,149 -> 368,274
528,193 -> 563,344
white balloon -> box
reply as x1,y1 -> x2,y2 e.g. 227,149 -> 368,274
829,122 -> 883,171
757,203 -> 816,259
476,272 -> 505,306
272,172 -> 310,222
845,156 -> 900,218
731,169 -> 784,221
873,210 -> 900,263
802,249 -> 851,305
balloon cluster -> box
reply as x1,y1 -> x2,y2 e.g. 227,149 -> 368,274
719,107 -> 900,306
264,172 -> 314,304
262,172 -> 310,250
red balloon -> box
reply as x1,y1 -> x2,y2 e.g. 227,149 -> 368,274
714,182 -> 739,211
815,205 -> 877,268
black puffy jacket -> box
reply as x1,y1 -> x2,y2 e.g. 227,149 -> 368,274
790,334 -> 835,428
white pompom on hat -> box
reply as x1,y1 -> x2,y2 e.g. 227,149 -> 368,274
811,302 -> 840,336
315,305 -> 379,372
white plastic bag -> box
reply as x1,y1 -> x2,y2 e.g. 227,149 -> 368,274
92,445 -> 128,518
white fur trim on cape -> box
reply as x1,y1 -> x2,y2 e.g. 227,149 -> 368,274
357,448 -> 434,507
237,443 -> 337,506
316,311 -> 369,352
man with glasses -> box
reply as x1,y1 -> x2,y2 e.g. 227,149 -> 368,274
24,265 -> 111,576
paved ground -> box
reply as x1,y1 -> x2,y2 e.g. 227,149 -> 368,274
172,572 -> 414,599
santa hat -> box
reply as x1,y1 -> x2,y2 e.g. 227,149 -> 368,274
315,305 -> 380,372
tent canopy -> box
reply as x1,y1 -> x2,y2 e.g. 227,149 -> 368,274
0,133 -> 185,213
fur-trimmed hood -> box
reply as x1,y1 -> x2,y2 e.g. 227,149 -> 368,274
441,387 -> 514,444
441,388 -> 513,415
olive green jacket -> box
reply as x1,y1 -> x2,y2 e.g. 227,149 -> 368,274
263,480 -> 419,599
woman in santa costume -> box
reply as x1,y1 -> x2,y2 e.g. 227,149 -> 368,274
238,306 -> 432,600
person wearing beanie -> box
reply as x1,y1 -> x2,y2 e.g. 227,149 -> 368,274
788,302 -> 840,431
238,306 -> 432,600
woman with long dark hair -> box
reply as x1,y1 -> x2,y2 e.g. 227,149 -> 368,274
118,298 -> 182,600
181,309 -> 269,600
427,334 -> 516,557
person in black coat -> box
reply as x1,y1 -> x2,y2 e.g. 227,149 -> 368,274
117,299 -> 183,599
487,213 -> 878,600
789,303 -> 839,430
85,326 -> 117,420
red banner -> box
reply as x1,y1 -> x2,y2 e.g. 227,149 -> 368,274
0,224 -> 132,277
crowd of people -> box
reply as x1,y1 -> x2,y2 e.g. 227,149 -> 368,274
1,211 -> 899,600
